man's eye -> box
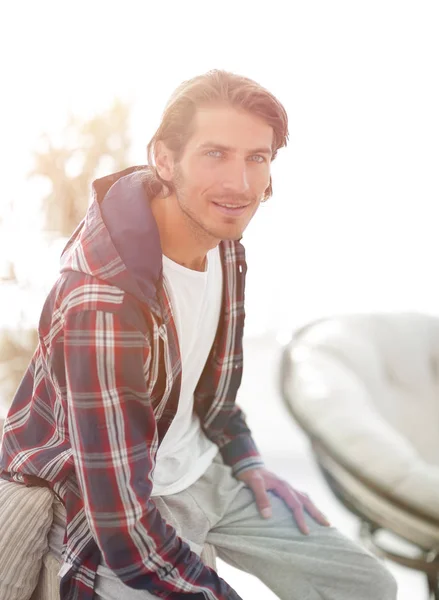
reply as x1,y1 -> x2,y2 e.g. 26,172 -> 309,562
207,150 -> 223,158
249,155 -> 266,163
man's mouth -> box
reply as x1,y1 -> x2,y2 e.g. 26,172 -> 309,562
212,201 -> 250,216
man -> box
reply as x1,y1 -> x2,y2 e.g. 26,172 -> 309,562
0,70 -> 397,599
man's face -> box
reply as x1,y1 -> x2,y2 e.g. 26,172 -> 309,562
168,105 -> 273,242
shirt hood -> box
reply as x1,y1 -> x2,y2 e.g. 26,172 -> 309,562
60,166 -> 164,312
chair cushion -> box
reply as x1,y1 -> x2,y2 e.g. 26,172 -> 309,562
0,479 -> 53,600
284,312 -> 439,521
30,551 -> 62,600
317,447 -> 439,549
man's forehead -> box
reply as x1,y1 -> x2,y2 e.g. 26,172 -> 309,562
188,105 -> 274,148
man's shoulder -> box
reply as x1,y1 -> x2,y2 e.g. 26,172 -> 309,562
54,270 -> 125,313
40,271 -> 154,337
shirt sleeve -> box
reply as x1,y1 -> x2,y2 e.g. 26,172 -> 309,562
64,308 -> 242,599
214,405 -> 265,477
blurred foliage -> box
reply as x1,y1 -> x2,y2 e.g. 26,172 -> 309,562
30,99 -> 131,237
0,198 -> 17,283
0,329 -> 39,409
1,100 -> 132,411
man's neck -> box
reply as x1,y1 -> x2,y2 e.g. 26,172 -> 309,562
150,193 -> 218,272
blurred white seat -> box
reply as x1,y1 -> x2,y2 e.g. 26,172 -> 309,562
280,312 -> 439,598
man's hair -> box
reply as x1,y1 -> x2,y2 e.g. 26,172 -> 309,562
147,69 -> 289,201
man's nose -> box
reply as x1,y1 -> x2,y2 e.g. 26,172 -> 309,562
222,161 -> 250,193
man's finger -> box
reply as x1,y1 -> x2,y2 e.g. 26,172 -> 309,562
248,475 -> 272,518
301,494 -> 331,526
290,503 -> 309,535
272,485 -> 310,535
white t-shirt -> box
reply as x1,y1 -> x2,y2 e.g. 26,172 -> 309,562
150,246 -> 222,496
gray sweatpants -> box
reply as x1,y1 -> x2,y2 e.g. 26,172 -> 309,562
49,451 -> 397,599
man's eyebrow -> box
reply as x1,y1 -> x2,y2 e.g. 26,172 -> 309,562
197,142 -> 273,156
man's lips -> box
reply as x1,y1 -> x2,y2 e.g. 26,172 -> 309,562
211,200 -> 250,217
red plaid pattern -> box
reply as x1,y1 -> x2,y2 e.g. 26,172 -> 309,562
0,168 -> 263,599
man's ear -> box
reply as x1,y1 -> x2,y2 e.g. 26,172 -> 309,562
154,141 -> 175,182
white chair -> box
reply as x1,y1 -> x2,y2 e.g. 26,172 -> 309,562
280,312 -> 439,599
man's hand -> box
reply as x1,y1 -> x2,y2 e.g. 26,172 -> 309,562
236,467 -> 331,535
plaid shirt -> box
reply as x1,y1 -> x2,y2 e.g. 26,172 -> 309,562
0,167 -> 263,599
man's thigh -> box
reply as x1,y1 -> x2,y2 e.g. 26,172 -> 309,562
94,490 -> 210,599
206,485 -> 397,600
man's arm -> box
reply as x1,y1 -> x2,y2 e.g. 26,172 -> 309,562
213,405 -> 265,477
64,308 -> 241,599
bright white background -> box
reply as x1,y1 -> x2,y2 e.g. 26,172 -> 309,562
1,2 -> 438,597
1,0 -> 438,334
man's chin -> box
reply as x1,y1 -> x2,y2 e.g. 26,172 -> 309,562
224,232 -> 244,242
213,226 -> 245,242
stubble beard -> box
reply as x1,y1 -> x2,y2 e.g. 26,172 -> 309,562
173,172 -> 247,243
172,165 -> 262,243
